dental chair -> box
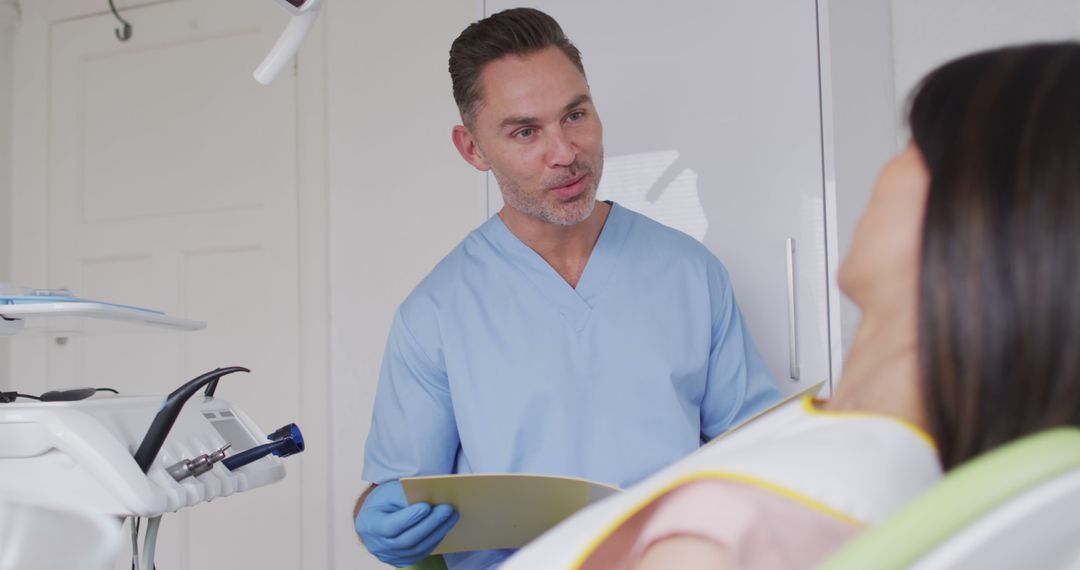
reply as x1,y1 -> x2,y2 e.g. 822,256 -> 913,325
819,427 -> 1080,570
408,556 -> 448,570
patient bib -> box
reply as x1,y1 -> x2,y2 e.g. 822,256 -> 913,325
503,397 -> 942,569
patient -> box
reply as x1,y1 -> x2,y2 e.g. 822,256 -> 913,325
503,41 -> 1080,570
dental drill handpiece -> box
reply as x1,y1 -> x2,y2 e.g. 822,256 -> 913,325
166,443 -> 232,482
222,423 -> 305,471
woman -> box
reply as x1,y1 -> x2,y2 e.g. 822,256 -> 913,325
503,41 -> 1080,570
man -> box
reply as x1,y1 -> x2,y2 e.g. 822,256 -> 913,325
354,8 -> 780,569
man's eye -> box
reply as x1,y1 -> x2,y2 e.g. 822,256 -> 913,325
568,111 -> 585,122
514,128 -> 535,139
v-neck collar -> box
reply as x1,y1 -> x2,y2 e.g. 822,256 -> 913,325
480,201 -> 632,332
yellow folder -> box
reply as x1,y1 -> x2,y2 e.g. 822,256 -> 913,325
401,473 -> 619,554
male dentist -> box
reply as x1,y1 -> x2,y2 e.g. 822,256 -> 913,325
354,8 -> 780,569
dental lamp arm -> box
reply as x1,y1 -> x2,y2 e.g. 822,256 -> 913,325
254,0 -> 323,85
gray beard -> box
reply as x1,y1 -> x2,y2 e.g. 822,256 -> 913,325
494,159 -> 605,227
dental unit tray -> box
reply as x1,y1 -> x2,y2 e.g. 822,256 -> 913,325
0,289 -> 293,521
0,294 -> 206,335
0,392 -> 287,517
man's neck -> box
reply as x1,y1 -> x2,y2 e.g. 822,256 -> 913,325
499,201 -> 612,289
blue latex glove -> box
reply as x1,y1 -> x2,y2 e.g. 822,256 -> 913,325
355,480 -> 460,567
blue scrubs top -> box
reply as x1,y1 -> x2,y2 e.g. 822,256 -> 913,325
363,202 -> 780,568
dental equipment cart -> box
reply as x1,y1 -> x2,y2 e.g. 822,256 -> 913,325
0,291 -> 305,569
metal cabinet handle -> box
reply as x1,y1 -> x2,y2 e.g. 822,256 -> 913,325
786,237 -> 800,380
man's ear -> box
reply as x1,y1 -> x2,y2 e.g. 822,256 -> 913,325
451,125 -> 491,172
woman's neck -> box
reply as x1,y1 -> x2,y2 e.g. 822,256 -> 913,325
825,309 -> 928,431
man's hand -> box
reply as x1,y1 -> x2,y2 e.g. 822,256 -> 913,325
355,480 -> 460,567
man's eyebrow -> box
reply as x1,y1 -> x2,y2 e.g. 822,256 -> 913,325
563,94 -> 591,112
497,95 -> 593,131
499,114 -> 539,130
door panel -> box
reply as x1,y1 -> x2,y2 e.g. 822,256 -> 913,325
47,1 -> 302,568
487,0 -> 832,395
80,31 -> 275,221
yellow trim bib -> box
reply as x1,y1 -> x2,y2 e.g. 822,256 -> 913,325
504,396 -> 942,570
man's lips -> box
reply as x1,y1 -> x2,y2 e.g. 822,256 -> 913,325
549,174 -> 587,199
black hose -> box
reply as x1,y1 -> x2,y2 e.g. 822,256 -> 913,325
132,367 -> 250,473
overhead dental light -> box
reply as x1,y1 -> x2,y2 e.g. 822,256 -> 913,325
254,0 -> 324,85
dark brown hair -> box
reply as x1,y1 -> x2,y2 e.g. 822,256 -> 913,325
448,8 -> 585,127
911,42 -> 1080,469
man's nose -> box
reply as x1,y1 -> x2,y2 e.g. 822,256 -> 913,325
545,128 -> 577,167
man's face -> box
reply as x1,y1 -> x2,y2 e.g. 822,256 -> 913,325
457,46 -> 604,226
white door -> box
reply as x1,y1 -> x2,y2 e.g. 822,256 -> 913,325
486,1 -> 834,394
46,1 -> 303,568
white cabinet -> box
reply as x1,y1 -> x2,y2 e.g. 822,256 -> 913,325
487,1 -> 836,394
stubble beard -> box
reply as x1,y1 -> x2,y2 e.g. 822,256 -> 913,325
496,154 -> 605,227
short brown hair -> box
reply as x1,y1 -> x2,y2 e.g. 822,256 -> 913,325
911,42 -> 1080,469
449,8 -> 585,127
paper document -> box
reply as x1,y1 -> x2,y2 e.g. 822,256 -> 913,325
401,473 -> 620,554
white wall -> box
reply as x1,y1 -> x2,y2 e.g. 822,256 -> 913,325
819,0 -> 898,367
0,2 -> 12,282
892,0 -> 1080,132
324,1 -> 480,568
0,0 -> 16,389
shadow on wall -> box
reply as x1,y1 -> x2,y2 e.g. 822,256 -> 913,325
598,150 -> 707,241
